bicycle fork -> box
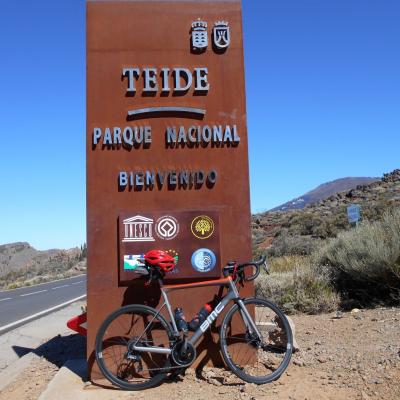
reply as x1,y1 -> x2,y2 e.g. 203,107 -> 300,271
237,299 -> 262,339
229,280 -> 263,340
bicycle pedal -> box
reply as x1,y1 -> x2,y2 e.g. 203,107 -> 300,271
169,367 -> 187,378
126,353 -> 140,361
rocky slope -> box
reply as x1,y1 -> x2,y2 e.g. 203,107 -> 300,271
252,169 -> 400,254
0,242 -> 86,289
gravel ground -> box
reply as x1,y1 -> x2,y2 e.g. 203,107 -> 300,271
0,307 -> 399,400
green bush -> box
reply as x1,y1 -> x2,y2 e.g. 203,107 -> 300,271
315,209 -> 400,282
267,232 -> 320,257
281,211 -> 346,239
255,257 -> 339,314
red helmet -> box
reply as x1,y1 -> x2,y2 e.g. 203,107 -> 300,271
144,250 -> 176,273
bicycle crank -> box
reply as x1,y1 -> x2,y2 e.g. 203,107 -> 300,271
171,341 -> 196,367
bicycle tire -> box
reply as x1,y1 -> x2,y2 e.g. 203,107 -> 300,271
220,297 -> 293,384
95,304 -> 174,390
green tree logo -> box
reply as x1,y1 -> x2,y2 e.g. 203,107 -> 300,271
191,216 -> 214,239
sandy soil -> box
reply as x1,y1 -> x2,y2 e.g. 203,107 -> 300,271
0,307 -> 399,400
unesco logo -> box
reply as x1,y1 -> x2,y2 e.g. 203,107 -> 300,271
191,248 -> 216,272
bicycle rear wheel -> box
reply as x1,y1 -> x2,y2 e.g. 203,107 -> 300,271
220,297 -> 293,384
95,304 -> 173,390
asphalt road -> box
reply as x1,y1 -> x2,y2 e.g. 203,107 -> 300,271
0,275 -> 86,333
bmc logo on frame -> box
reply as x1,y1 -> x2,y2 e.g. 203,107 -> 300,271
200,302 -> 225,332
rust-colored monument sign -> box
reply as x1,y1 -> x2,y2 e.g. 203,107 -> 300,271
87,0 -> 252,372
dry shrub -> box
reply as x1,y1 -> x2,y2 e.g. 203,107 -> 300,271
269,255 -> 306,273
313,208 -> 400,305
267,232 -> 320,257
315,208 -> 400,284
0,261 -> 86,290
255,257 -> 339,314
254,208 -> 400,312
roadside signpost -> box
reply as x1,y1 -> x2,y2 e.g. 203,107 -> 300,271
86,0 -> 251,375
347,204 -> 361,225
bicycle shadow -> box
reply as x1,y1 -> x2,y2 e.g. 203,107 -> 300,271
164,328 -> 242,387
12,333 -> 87,379
121,283 -> 162,308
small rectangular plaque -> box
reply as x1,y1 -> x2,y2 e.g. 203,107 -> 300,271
347,204 -> 361,224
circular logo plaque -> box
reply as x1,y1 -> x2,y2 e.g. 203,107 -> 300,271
155,216 -> 179,240
191,248 -> 216,272
190,215 -> 214,239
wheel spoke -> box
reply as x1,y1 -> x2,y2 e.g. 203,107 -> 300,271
95,306 -> 172,390
220,298 -> 293,384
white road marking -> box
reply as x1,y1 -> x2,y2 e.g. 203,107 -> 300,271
52,285 -> 70,290
0,274 -> 86,293
20,290 -> 47,297
0,297 -> 12,302
71,281 -> 84,285
0,294 -> 86,334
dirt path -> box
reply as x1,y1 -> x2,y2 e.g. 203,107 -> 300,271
0,307 -> 399,400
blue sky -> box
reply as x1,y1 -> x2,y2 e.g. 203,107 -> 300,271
0,1 -> 399,249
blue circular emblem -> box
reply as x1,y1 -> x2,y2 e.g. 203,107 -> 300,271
191,248 -> 216,272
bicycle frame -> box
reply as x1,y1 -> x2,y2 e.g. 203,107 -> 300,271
132,275 -> 262,355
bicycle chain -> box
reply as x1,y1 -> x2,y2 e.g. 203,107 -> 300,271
154,362 -> 192,372
139,343 -> 194,373
143,361 -> 192,374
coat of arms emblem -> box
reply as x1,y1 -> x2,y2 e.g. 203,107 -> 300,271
213,21 -> 230,49
191,19 -> 208,51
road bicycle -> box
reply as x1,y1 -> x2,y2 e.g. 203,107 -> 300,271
95,254 -> 293,390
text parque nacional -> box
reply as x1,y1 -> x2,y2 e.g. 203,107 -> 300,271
92,125 -> 240,147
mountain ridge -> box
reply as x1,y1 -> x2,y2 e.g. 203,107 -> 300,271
270,176 -> 379,212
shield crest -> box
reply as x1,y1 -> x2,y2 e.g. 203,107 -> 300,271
192,31 -> 208,49
191,20 -> 208,50
213,22 -> 230,49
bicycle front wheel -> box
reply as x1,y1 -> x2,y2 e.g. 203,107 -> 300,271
95,304 -> 174,390
220,297 -> 293,384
